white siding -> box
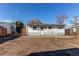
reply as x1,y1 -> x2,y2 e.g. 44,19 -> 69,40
27,26 -> 41,35
43,29 -> 53,35
52,29 -> 65,35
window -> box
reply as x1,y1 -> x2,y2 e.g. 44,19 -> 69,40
33,27 -> 36,30
41,27 -> 43,30
58,26 -> 63,29
49,27 -> 52,29
45,27 -> 46,29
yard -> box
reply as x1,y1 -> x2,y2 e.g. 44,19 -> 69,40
0,36 -> 79,56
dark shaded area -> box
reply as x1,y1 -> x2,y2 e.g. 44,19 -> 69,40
0,34 -> 20,44
16,27 -> 21,34
28,48 -> 79,56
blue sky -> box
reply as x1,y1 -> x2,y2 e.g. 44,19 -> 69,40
0,3 -> 79,26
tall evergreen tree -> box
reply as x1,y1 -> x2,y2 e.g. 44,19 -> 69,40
15,21 -> 24,34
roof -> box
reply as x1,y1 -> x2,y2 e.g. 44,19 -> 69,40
27,19 -> 65,27
28,24 -> 65,28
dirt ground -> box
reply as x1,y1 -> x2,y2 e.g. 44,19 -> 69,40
0,36 -> 79,56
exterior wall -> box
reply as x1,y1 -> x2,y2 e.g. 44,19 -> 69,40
43,29 -> 53,35
70,26 -> 79,35
0,22 -> 16,34
65,29 -> 70,36
52,29 -> 65,36
27,26 -> 65,36
27,26 -> 41,35
0,26 -> 7,36
0,23 -> 11,34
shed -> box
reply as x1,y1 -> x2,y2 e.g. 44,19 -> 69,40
0,26 -> 7,36
0,22 -> 16,35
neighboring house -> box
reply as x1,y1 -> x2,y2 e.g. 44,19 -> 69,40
69,24 -> 79,35
64,24 -> 79,36
0,22 -> 16,35
26,24 -> 65,36
10,22 -> 17,33
0,26 -> 7,36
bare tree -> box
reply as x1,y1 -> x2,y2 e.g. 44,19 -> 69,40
71,16 -> 79,35
27,18 -> 42,25
71,16 -> 78,26
55,14 -> 67,39
56,14 -> 67,30
56,14 -> 67,25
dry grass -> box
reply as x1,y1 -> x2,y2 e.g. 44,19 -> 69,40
0,36 -> 79,56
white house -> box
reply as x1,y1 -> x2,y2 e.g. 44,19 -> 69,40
26,24 -> 65,36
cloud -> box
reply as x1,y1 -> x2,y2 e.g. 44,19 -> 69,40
0,19 -> 16,23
